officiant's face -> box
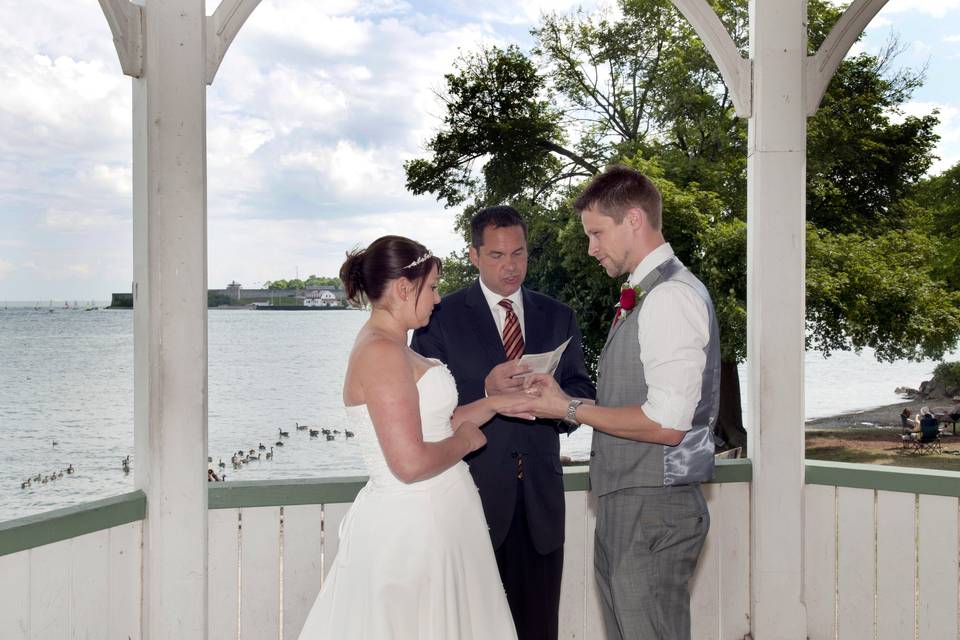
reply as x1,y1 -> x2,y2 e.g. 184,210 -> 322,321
469,224 -> 528,297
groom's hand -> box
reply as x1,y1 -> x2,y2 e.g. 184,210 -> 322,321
484,360 -> 533,395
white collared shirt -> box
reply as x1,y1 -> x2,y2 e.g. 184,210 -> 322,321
478,278 -> 525,341
628,243 -> 710,432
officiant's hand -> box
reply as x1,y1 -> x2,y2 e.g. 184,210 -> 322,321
484,360 -> 533,395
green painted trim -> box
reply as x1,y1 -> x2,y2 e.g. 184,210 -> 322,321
0,490 -> 145,557
562,465 -> 590,492
208,476 -> 368,509
713,458 -> 753,483
806,460 -> 960,497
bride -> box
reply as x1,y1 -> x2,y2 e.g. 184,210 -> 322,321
297,235 -> 526,639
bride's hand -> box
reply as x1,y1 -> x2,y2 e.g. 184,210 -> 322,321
494,390 -> 541,421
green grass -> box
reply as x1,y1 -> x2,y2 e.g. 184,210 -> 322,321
805,428 -> 960,472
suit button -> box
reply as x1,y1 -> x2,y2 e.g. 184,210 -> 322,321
590,450 -> 596,457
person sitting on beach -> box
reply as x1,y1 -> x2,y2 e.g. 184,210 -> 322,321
900,408 -> 918,433
903,407 -> 939,443
208,469 -> 221,482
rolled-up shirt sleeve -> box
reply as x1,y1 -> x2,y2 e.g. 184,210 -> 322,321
636,282 -> 710,432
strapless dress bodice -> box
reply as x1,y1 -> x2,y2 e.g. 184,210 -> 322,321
344,360 -> 460,489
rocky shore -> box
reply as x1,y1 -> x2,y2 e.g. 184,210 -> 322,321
806,399 -> 930,430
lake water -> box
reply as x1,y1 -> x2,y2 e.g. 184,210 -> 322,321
1,306 -> 955,521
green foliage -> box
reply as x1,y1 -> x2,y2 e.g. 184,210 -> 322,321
404,45 -> 567,208
913,161 -> 960,289
264,276 -> 342,290
806,227 -> 960,361
933,362 -> 960,390
406,0 -> 960,369
208,291 -> 232,307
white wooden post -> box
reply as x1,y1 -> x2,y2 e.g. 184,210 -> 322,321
131,1 -> 209,637
745,0 -> 808,636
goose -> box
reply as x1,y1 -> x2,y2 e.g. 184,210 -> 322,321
321,428 -> 332,436
66,464 -> 75,474
258,442 -> 266,451
295,422 -> 308,431
345,430 -> 355,438
220,474 -> 227,482
248,449 -> 256,456
332,430 -> 341,435
57,471 -> 63,479
278,428 -> 290,438
52,440 -> 58,446
309,429 -> 319,437
42,476 -> 49,484
325,433 -> 335,441
207,456 -> 213,463
275,440 -> 284,447
265,447 -> 274,460
21,480 -> 29,489
218,459 -> 226,469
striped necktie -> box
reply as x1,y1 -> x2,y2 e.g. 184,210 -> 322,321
498,299 -> 524,360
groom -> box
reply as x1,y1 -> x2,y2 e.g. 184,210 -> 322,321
411,205 -> 594,640
520,166 -> 719,640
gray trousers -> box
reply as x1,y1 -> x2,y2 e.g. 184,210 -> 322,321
594,484 -> 709,640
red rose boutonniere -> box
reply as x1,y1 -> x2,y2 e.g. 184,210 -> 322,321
614,283 -> 645,323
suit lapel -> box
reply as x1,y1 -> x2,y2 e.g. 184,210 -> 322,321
465,281 -> 507,365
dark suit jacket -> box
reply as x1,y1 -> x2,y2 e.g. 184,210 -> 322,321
411,281 -> 595,554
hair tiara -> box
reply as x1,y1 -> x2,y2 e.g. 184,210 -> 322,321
402,251 -> 433,270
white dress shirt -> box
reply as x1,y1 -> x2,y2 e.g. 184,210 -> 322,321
478,278 -> 526,342
627,243 -> 710,432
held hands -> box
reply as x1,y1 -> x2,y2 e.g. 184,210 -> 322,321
484,360 -> 533,395
493,390 -> 540,421
519,374 -> 573,420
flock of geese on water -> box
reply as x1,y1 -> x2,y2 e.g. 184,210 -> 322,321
21,463 -> 75,489
20,423 -> 354,489
209,422 -> 355,481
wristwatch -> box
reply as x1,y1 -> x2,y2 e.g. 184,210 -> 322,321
563,399 -> 583,427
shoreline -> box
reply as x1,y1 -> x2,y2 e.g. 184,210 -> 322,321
805,398 -> 951,430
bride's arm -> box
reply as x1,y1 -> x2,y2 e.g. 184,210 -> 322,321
360,341 -> 484,484
451,393 -> 536,430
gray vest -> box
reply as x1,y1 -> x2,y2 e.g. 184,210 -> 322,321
589,256 -> 720,495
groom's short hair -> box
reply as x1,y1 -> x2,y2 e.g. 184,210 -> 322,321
470,205 -> 528,248
574,166 -> 662,230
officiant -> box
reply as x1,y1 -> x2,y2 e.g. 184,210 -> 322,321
411,205 -> 595,640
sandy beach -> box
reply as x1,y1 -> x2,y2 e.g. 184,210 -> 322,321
805,398 -> 958,431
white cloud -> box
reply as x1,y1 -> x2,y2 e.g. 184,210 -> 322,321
882,0 -> 960,18
944,34 -> 960,43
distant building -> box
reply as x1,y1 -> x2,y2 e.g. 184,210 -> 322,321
303,285 -> 346,307
208,282 -> 349,307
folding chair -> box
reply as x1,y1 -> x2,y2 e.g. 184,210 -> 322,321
909,417 -> 943,455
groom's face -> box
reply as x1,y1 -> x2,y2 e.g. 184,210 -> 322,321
469,224 -> 528,297
581,205 -> 633,278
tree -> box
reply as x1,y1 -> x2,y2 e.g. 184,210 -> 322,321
406,0 -> 960,451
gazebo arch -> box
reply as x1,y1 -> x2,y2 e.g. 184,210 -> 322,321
94,0 -> 893,637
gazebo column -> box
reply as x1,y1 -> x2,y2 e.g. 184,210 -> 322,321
131,1 -> 209,637
746,0 -> 808,636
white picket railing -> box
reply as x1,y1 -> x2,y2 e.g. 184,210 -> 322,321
3,461 -> 959,639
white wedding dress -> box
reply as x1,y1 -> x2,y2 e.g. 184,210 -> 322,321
296,361 -> 518,639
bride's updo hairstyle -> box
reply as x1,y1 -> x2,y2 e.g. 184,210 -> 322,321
340,235 -> 442,306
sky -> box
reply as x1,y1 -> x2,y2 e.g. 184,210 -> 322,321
0,0 -> 958,302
